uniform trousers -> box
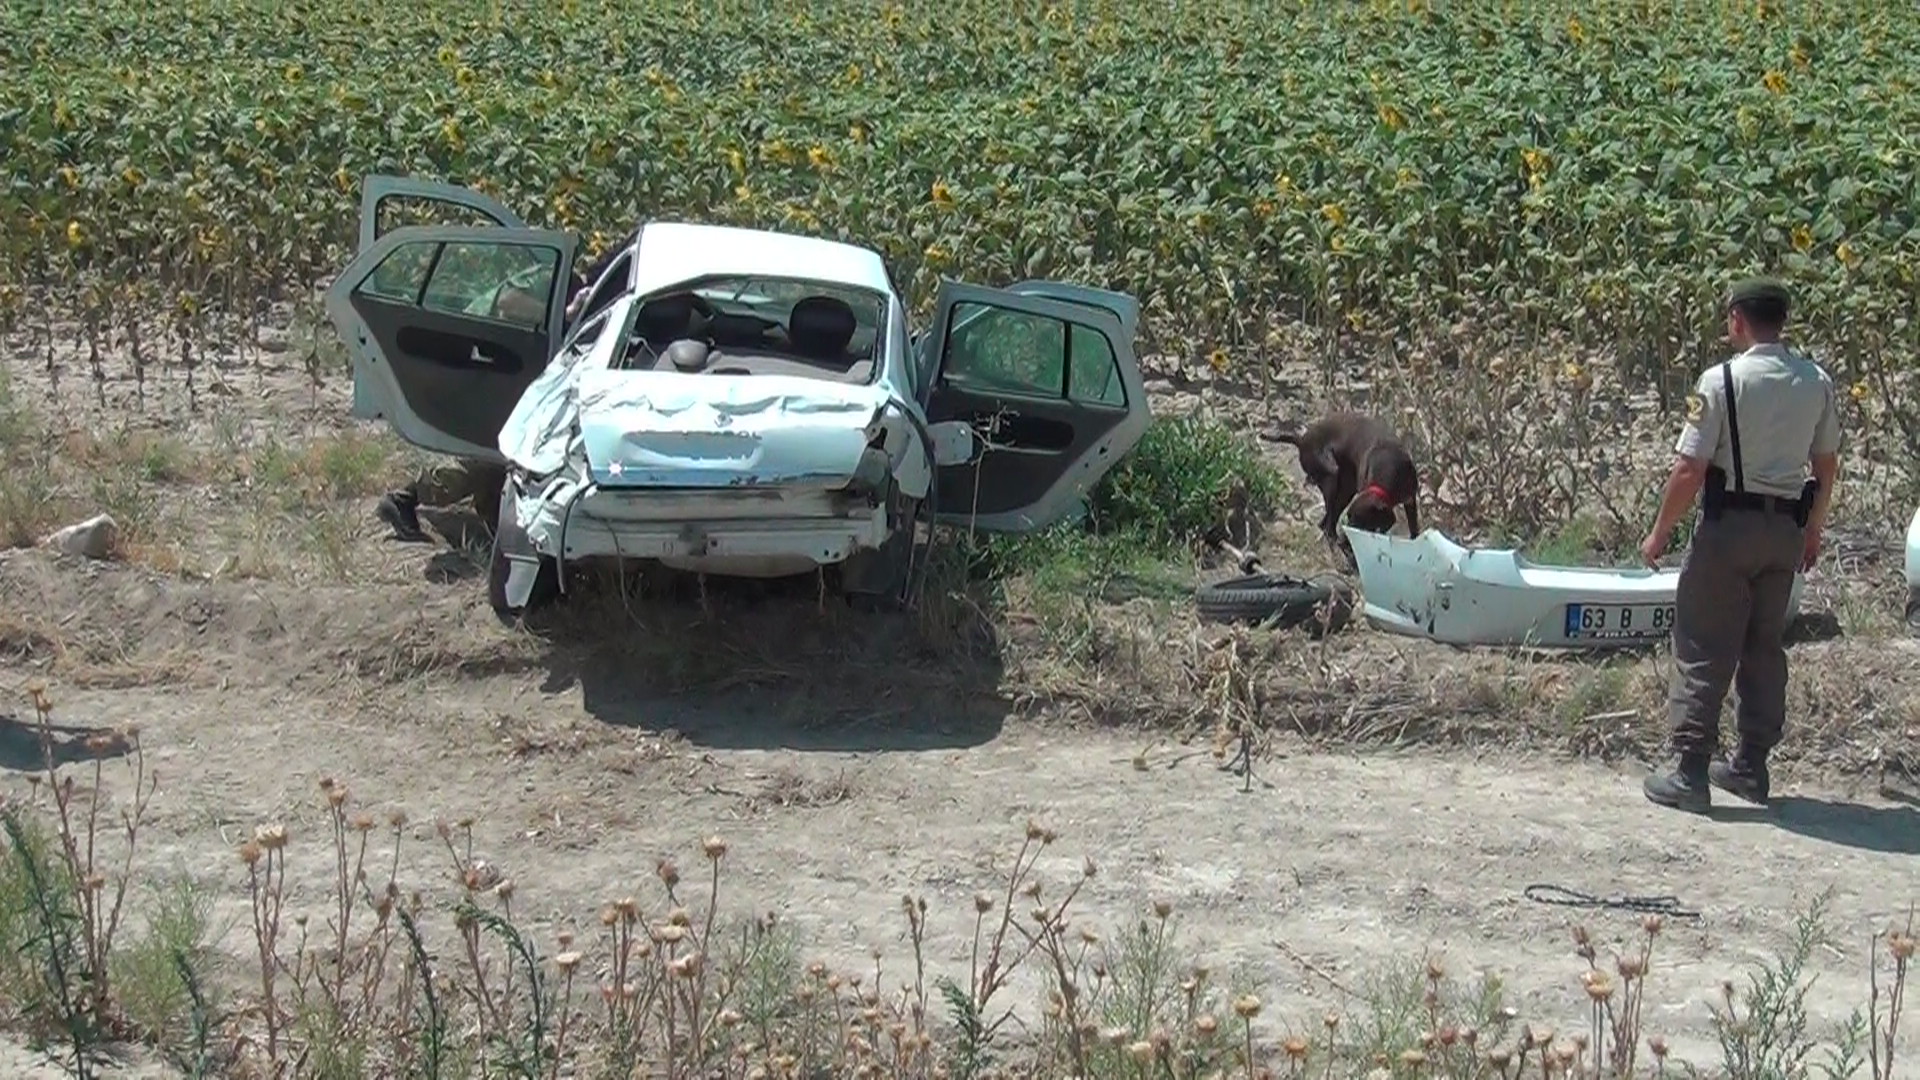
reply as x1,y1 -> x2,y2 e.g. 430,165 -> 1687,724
410,459 -> 507,526
1666,505 -> 1805,758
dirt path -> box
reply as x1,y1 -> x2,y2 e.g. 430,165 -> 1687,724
0,341 -> 1913,1073
21,658 -> 1914,1073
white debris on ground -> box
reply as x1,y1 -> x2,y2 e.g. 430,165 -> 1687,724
42,513 -> 119,560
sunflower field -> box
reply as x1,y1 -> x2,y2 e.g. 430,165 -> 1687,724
4,0 -> 1919,392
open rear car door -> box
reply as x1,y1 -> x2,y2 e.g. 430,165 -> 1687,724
923,281 -> 1150,532
325,224 -> 578,462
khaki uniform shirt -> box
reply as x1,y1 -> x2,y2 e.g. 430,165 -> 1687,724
1675,343 -> 1841,500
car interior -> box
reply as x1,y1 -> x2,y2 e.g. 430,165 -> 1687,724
612,281 -> 883,384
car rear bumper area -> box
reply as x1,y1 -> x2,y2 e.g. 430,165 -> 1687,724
523,484 -> 892,576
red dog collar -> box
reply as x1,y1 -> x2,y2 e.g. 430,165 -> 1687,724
1365,483 -> 1395,506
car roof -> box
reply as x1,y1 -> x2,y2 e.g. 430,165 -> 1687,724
629,221 -> 895,298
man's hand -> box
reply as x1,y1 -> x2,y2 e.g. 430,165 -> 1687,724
1799,452 -> 1838,573
1800,527 -> 1823,572
1640,528 -> 1669,569
1642,453 -> 1708,570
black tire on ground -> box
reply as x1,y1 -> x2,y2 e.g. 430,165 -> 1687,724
1906,592 -> 1920,633
486,487 -> 560,620
1193,573 -> 1353,634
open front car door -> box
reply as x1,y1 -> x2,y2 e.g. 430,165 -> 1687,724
356,173 -> 529,253
924,281 -> 1150,532
324,224 -> 579,462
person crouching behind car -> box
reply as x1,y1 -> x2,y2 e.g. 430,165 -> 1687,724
375,261 -> 603,543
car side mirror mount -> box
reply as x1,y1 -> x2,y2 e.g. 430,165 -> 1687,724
928,420 -> 976,467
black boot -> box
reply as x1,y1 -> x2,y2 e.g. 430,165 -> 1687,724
375,490 -> 428,543
1643,753 -> 1712,814
1709,747 -> 1770,806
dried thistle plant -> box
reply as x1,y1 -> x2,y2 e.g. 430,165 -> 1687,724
0,703 -> 1908,1080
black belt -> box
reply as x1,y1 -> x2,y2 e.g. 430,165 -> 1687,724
1719,491 -> 1801,516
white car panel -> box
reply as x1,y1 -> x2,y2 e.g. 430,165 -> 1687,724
628,221 -> 894,298
1344,525 -> 1806,650
569,368 -> 898,491
511,475 -> 891,579
1904,505 -> 1920,629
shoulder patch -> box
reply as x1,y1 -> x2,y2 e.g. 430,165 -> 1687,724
1684,393 -> 1704,423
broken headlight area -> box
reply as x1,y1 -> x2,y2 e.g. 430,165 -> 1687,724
838,439 -> 894,506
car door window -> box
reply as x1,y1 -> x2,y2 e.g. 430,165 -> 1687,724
409,241 -> 560,331
1066,323 -> 1126,408
374,196 -> 512,242
942,302 -> 1069,398
361,242 -> 437,304
943,302 -> 1125,409
357,175 -> 529,252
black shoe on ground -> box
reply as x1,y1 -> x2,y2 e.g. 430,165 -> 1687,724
1709,754 -> 1770,806
375,492 -> 428,543
1643,754 -> 1712,814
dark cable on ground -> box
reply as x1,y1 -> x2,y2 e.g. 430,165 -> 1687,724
1523,883 -> 1701,920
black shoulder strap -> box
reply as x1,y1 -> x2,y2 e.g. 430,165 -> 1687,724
1720,360 -> 1745,494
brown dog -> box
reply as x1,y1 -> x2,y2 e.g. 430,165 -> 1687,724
1264,411 -> 1421,565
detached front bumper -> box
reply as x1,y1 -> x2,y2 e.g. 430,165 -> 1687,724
1343,526 -> 1806,649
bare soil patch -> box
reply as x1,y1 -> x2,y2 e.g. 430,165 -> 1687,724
4,601 -> 1914,1070
0,318 -> 1916,1073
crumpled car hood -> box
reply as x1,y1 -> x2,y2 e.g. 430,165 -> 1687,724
570,368 -> 887,488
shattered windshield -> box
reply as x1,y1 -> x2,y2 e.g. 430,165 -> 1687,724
692,277 -> 883,327
615,276 -> 888,385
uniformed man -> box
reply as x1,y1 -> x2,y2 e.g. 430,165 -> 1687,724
1639,276 -> 1841,813
376,458 -> 510,542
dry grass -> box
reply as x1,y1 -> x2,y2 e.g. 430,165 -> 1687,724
0,686 -> 1911,1080
998,588 -> 1918,779
0,498 -> 1911,788
4,14 -> 1920,1071
0,251 -> 1916,1076
0,321 -> 407,586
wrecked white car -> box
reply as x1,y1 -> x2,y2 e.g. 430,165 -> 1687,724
326,175 -> 1152,616
1341,525 -> 1806,649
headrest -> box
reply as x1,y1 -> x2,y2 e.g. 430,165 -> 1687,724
636,293 -> 698,340
787,296 -> 857,359
663,338 -> 711,372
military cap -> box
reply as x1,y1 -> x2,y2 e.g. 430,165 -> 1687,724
1727,276 -> 1792,310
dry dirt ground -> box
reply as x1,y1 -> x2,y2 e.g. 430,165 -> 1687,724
0,319 -> 1916,1076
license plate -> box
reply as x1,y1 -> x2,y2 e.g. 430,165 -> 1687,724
1564,602 -> 1674,640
